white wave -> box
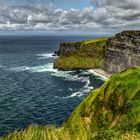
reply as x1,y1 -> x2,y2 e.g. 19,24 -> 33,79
52,71 -> 77,80
52,70 -> 95,98
10,63 -> 58,73
53,70 -> 94,99
52,70 -> 79,80
52,71 -> 89,82
69,88 -> 73,91
37,53 -> 56,59
63,77 -> 94,98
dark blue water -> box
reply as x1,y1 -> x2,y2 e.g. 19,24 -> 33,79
0,35 -> 104,136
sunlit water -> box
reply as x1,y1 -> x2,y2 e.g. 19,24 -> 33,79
0,35 -> 104,136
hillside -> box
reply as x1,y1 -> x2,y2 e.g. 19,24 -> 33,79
54,37 -> 108,70
64,67 -> 140,139
2,67 -> 140,140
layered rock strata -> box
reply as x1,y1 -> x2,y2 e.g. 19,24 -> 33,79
105,31 -> 140,73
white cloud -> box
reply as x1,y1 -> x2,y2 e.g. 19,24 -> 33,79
0,0 -> 139,33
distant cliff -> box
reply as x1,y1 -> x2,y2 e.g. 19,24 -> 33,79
105,31 -> 140,73
54,38 -> 108,70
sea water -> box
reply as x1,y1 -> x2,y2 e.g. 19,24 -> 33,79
0,35 -> 104,136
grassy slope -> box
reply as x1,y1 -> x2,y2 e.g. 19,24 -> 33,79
65,67 -> 140,139
2,67 -> 140,140
55,37 -> 108,70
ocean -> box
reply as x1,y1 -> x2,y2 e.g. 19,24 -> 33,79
0,35 -> 104,136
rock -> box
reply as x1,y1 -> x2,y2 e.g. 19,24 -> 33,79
105,30 -> 140,73
53,60 -> 58,69
54,50 -> 61,56
58,42 -> 81,56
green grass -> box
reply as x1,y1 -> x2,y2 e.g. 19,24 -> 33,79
64,67 -> 140,137
1,67 -> 140,140
83,37 -> 108,44
55,37 -> 109,70
55,55 -> 104,70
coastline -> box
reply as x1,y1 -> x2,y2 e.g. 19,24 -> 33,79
54,68 -> 111,81
90,68 -> 111,81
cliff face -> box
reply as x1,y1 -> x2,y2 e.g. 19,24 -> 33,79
56,42 -> 81,56
105,31 -> 140,73
54,38 -> 108,70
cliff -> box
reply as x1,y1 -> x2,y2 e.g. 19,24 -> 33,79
55,30 -> 140,74
105,31 -> 140,73
2,67 -> 140,140
54,37 -> 108,70
56,42 -> 81,56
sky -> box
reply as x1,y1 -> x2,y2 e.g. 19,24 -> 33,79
0,0 -> 140,35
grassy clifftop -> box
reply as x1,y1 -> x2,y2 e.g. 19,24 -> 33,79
54,37 -> 108,70
64,67 -> 140,139
2,67 -> 140,140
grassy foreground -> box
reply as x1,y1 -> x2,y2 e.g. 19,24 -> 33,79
1,67 -> 140,140
55,37 -> 108,70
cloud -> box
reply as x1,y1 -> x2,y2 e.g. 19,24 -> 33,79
91,0 -> 140,28
92,0 -> 140,9
0,0 -> 139,33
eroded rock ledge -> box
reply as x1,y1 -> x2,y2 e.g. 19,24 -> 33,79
105,30 -> 140,73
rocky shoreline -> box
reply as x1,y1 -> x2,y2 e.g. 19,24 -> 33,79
92,69 -> 111,79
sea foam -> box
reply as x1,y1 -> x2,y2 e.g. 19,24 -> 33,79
10,63 -> 57,73
64,77 -> 93,98
37,53 -> 56,59
53,72 -> 94,99
88,69 -> 109,81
